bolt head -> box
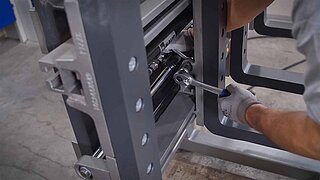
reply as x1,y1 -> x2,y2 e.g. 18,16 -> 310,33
135,98 -> 143,112
79,166 -> 92,179
129,57 -> 137,72
146,163 -> 154,174
142,133 -> 149,146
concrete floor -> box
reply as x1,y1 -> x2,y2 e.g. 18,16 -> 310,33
0,31 -> 306,180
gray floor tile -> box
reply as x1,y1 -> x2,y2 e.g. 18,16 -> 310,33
247,31 -> 304,69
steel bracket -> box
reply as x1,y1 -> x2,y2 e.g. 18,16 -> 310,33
75,155 -> 115,180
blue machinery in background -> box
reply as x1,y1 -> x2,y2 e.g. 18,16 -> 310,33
0,0 -> 16,29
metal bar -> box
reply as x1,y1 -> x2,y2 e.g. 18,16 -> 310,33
64,0 -> 115,158
144,0 -> 190,45
162,128 -> 187,172
65,97 -> 101,156
29,7 -> 49,54
254,11 -> 292,38
230,26 -> 304,94
265,14 -> 292,30
160,108 -> 195,172
181,128 -> 320,180
74,0 -> 162,179
154,92 -> 195,171
193,0 -> 205,126
194,0 -> 228,131
151,65 -> 174,96
193,0 -> 228,127
33,0 -> 70,52
140,0 -> 175,27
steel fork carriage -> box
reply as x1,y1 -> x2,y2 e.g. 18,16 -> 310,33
34,0 -> 320,179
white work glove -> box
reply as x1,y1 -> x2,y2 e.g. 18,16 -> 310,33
218,84 -> 261,124
166,28 -> 194,52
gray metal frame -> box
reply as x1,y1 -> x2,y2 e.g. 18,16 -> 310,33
38,0 -> 195,179
144,0 -> 191,45
192,0 -> 227,127
254,11 -> 292,38
40,0 -> 163,179
141,0 -> 176,27
33,0 -> 70,53
187,1 -> 320,179
265,14 -> 292,30
182,125 -> 320,180
68,0 -> 162,179
37,0 -> 320,179
218,25 -> 304,139
33,0 -> 184,52
264,0 -> 293,31
230,26 -> 304,94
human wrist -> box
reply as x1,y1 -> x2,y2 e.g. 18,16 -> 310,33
245,104 -> 267,130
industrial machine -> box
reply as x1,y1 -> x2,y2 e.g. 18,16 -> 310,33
34,0 -> 320,179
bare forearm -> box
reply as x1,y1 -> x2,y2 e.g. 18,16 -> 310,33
246,104 -> 320,160
227,0 -> 274,32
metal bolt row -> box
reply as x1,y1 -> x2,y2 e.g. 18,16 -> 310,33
129,57 -> 154,175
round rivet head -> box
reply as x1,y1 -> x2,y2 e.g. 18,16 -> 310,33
142,133 -> 149,146
146,163 -> 154,174
135,98 -> 144,112
129,57 -> 137,72
79,166 -> 92,179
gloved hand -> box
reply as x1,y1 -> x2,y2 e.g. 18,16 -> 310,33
218,84 -> 261,125
166,28 -> 194,52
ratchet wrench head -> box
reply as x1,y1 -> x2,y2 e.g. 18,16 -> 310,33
174,71 -> 193,86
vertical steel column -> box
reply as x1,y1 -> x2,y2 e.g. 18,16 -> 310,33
193,0 -> 227,127
73,0 -> 162,179
33,0 -> 70,53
